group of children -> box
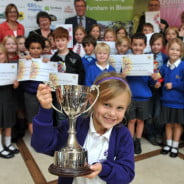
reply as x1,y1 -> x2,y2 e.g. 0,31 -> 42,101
0,19 -> 184,183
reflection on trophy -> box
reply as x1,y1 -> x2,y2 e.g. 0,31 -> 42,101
49,85 -> 99,177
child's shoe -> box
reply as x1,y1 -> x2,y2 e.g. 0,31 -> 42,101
169,147 -> 178,158
4,144 -> 19,154
0,149 -> 14,159
134,138 -> 142,154
160,145 -> 171,154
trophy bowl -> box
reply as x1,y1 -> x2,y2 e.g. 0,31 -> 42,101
48,85 -> 99,177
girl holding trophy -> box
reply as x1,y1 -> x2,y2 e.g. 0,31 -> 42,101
31,72 -> 135,184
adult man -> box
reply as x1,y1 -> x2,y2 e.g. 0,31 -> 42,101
65,0 -> 97,33
136,0 -> 168,34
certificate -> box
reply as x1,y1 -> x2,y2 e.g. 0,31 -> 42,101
145,11 -> 160,33
109,55 -> 124,73
0,63 -> 17,86
122,54 -> 154,76
17,58 -> 58,82
49,73 -> 78,87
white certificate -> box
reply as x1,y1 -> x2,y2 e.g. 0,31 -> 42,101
109,55 -> 124,73
145,11 -> 160,33
17,58 -> 58,82
122,54 -> 154,76
49,73 -> 78,87
97,41 -> 116,54
0,63 -> 17,86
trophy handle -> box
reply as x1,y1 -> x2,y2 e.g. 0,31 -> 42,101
74,84 -> 100,118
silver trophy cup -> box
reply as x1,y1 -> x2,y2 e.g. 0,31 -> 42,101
48,85 -> 99,177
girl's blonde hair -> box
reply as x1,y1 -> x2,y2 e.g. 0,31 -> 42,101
91,72 -> 131,106
115,37 -> 131,47
94,42 -> 110,55
166,38 -> 184,57
2,35 -> 18,46
165,27 -> 179,37
0,44 -> 8,63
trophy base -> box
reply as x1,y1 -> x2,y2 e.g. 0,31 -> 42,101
48,164 -> 93,177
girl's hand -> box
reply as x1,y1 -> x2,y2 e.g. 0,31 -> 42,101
165,82 -> 172,90
42,58 -> 49,63
25,55 -> 32,60
154,81 -> 161,88
151,73 -> 161,80
36,84 -> 52,109
83,163 -> 102,179
13,80 -> 19,89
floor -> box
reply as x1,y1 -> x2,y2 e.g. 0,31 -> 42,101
0,132 -> 184,184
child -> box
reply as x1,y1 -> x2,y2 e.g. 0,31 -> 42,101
142,23 -> 154,35
47,32 -> 57,54
16,36 -> 29,58
42,38 -> 52,59
124,33 -> 154,154
115,37 -> 131,55
85,42 -> 116,86
116,27 -> 128,39
23,33 -> 47,134
144,33 -> 168,145
2,35 -> 19,63
165,27 -> 179,43
73,26 -> 86,57
0,44 -> 19,158
51,27 -> 85,85
103,28 -> 116,41
81,35 -> 97,72
89,24 -> 101,41
155,38 -> 184,158
31,71 -> 135,184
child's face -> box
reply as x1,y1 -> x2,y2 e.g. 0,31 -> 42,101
151,38 -> 163,54
131,39 -> 146,54
166,30 -> 177,41
95,50 -> 109,65
90,26 -> 100,40
0,51 -> 7,63
142,26 -> 153,34
5,38 -> 17,54
17,38 -> 26,52
55,37 -> 69,52
168,43 -> 181,63
116,41 -> 129,54
84,43 -> 95,55
92,92 -> 129,134
29,42 -> 43,58
75,29 -> 86,43
104,32 -> 115,41
117,29 -> 126,39
43,40 -> 51,54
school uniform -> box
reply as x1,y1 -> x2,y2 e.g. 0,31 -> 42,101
81,55 -> 96,72
160,59 -> 184,124
31,107 -> 135,184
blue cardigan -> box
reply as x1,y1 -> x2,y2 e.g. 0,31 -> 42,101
31,107 -> 135,184
160,61 -> 184,109
85,63 -> 116,86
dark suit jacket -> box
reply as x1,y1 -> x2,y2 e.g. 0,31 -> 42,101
65,16 -> 97,33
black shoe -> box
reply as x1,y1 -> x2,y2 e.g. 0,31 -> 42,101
169,148 -> 178,158
134,139 -> 142,154
0,149 -> 14,159
4,144 -> 19,154
160,145 -> 171,155
147,137 -> 158,146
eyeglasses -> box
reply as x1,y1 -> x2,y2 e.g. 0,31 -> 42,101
75,5 -> 85,8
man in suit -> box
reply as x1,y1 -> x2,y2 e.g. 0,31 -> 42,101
65,0 -> 97,34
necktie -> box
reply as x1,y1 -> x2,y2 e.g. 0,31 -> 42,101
79,16 -> 83,26
76,44 -> 81,55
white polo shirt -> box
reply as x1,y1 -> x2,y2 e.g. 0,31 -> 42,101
73,115 -> 112,184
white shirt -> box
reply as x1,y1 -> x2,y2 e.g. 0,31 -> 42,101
166,59 -> 181,70
73,43 -> 86,57
96,63 -> 110,71
73,115 -> 112,184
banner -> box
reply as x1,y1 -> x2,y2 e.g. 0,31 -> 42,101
160,0 -> 184,27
